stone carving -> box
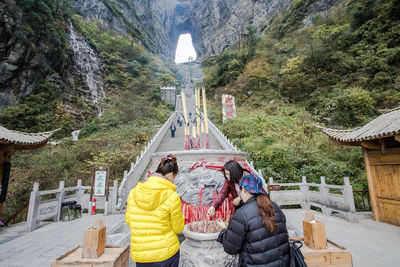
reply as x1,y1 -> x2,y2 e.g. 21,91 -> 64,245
38,202 -> 58,220
175,167 -> 225,206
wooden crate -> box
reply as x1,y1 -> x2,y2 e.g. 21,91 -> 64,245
291,238 -> 353,267
82,226 -> 106,258
52,245 -> 129,267
303,220 -> 327,249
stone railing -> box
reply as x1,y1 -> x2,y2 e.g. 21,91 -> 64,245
26,179 -> 118,232
268,176 -> 356,222
207,118 -> 237,151
115,111 -> 178,210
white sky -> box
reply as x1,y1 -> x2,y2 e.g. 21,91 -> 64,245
175,33 -> 197,64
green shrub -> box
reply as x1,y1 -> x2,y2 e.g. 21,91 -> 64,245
327,87 -> 376,127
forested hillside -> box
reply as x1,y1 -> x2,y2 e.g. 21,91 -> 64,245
0,0 -> 177,220
204,0 -> 400,187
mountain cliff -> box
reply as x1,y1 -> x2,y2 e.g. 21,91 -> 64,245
0,0 -> 342,112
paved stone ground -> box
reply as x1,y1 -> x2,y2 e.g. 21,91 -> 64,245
283,209 -> 400,267
156,119 -> 223,152
0,214 -> 125,267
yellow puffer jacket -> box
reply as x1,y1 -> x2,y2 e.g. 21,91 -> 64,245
125,176 -> 185,263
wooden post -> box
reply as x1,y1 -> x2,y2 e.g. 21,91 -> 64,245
0,145 -> 13,220
26,182 -> 40,232
57,181 -> 65,221
362,148 -> 379,221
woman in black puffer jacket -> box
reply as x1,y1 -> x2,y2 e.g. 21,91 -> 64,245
216,174 -> 290,267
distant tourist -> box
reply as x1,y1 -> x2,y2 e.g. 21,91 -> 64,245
177,117 -> 183,127
216,174 -> 290,267
125,154 -> 184,267
189,111 -> 192,120
170,123 -> 176,137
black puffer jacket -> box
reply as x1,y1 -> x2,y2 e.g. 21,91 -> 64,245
217,197 -> 289,267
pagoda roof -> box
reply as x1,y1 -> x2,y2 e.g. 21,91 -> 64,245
316,107 -> 400,143
0,126 -> 60,150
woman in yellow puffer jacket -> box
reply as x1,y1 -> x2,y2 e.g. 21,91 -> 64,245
125,154 -> 185,266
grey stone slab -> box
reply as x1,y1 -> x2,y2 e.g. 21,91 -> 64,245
283,209 -> 400,267
0,214 -> 125,267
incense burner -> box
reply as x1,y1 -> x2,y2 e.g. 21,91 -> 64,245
179,221 -> 239,267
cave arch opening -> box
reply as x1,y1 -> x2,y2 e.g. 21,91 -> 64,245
174,33 -> 197,64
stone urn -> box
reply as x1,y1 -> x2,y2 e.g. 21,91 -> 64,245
180,221 -> 239,266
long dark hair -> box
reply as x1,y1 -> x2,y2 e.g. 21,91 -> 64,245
256,195 -> 277,232
222,160 -> 243,184
156,154 -> 178,176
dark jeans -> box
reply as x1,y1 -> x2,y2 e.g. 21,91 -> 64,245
171,130 -> 175,137
136,250 -> 180,267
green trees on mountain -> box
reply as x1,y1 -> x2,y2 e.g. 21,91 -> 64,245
203,0 -> 400,187
1,1 -> 177,221
206,0 -> 400,127
17,0 -> 73,61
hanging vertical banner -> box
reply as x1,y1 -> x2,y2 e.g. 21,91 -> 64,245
222,94 -> 237,122
202,87 -> 210,148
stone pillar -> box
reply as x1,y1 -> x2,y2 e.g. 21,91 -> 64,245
111,180 -> 118,214
76,179 -> 84,206
26,182 -> 40,232
56,181 -> 65,221
343,177 -> 356,222
268,177 -> 273,200
320,176 -> 332,216
299,176 -> 310,210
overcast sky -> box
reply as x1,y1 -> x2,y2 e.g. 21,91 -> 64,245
175,33 -> 197,64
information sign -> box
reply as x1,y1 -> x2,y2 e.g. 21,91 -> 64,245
94,170 -> 107,196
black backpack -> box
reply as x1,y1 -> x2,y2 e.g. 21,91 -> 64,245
289,240 -> 307,267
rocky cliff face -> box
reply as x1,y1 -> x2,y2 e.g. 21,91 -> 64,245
188,0 -> 292,57
149,0 -> 343,58
0,1 -> 62,108
0,0 -> 106,115
0,0 -> 342,109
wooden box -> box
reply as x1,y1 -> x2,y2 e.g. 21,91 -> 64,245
291,238 -> 353,267
303,220 -> 327,249
82,226 -> 106,258
51,245 -> 129,267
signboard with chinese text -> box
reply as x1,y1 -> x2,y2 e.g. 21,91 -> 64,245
94,170 -> 107,196
90,167 -> 110,200
222,94 -> 237,122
